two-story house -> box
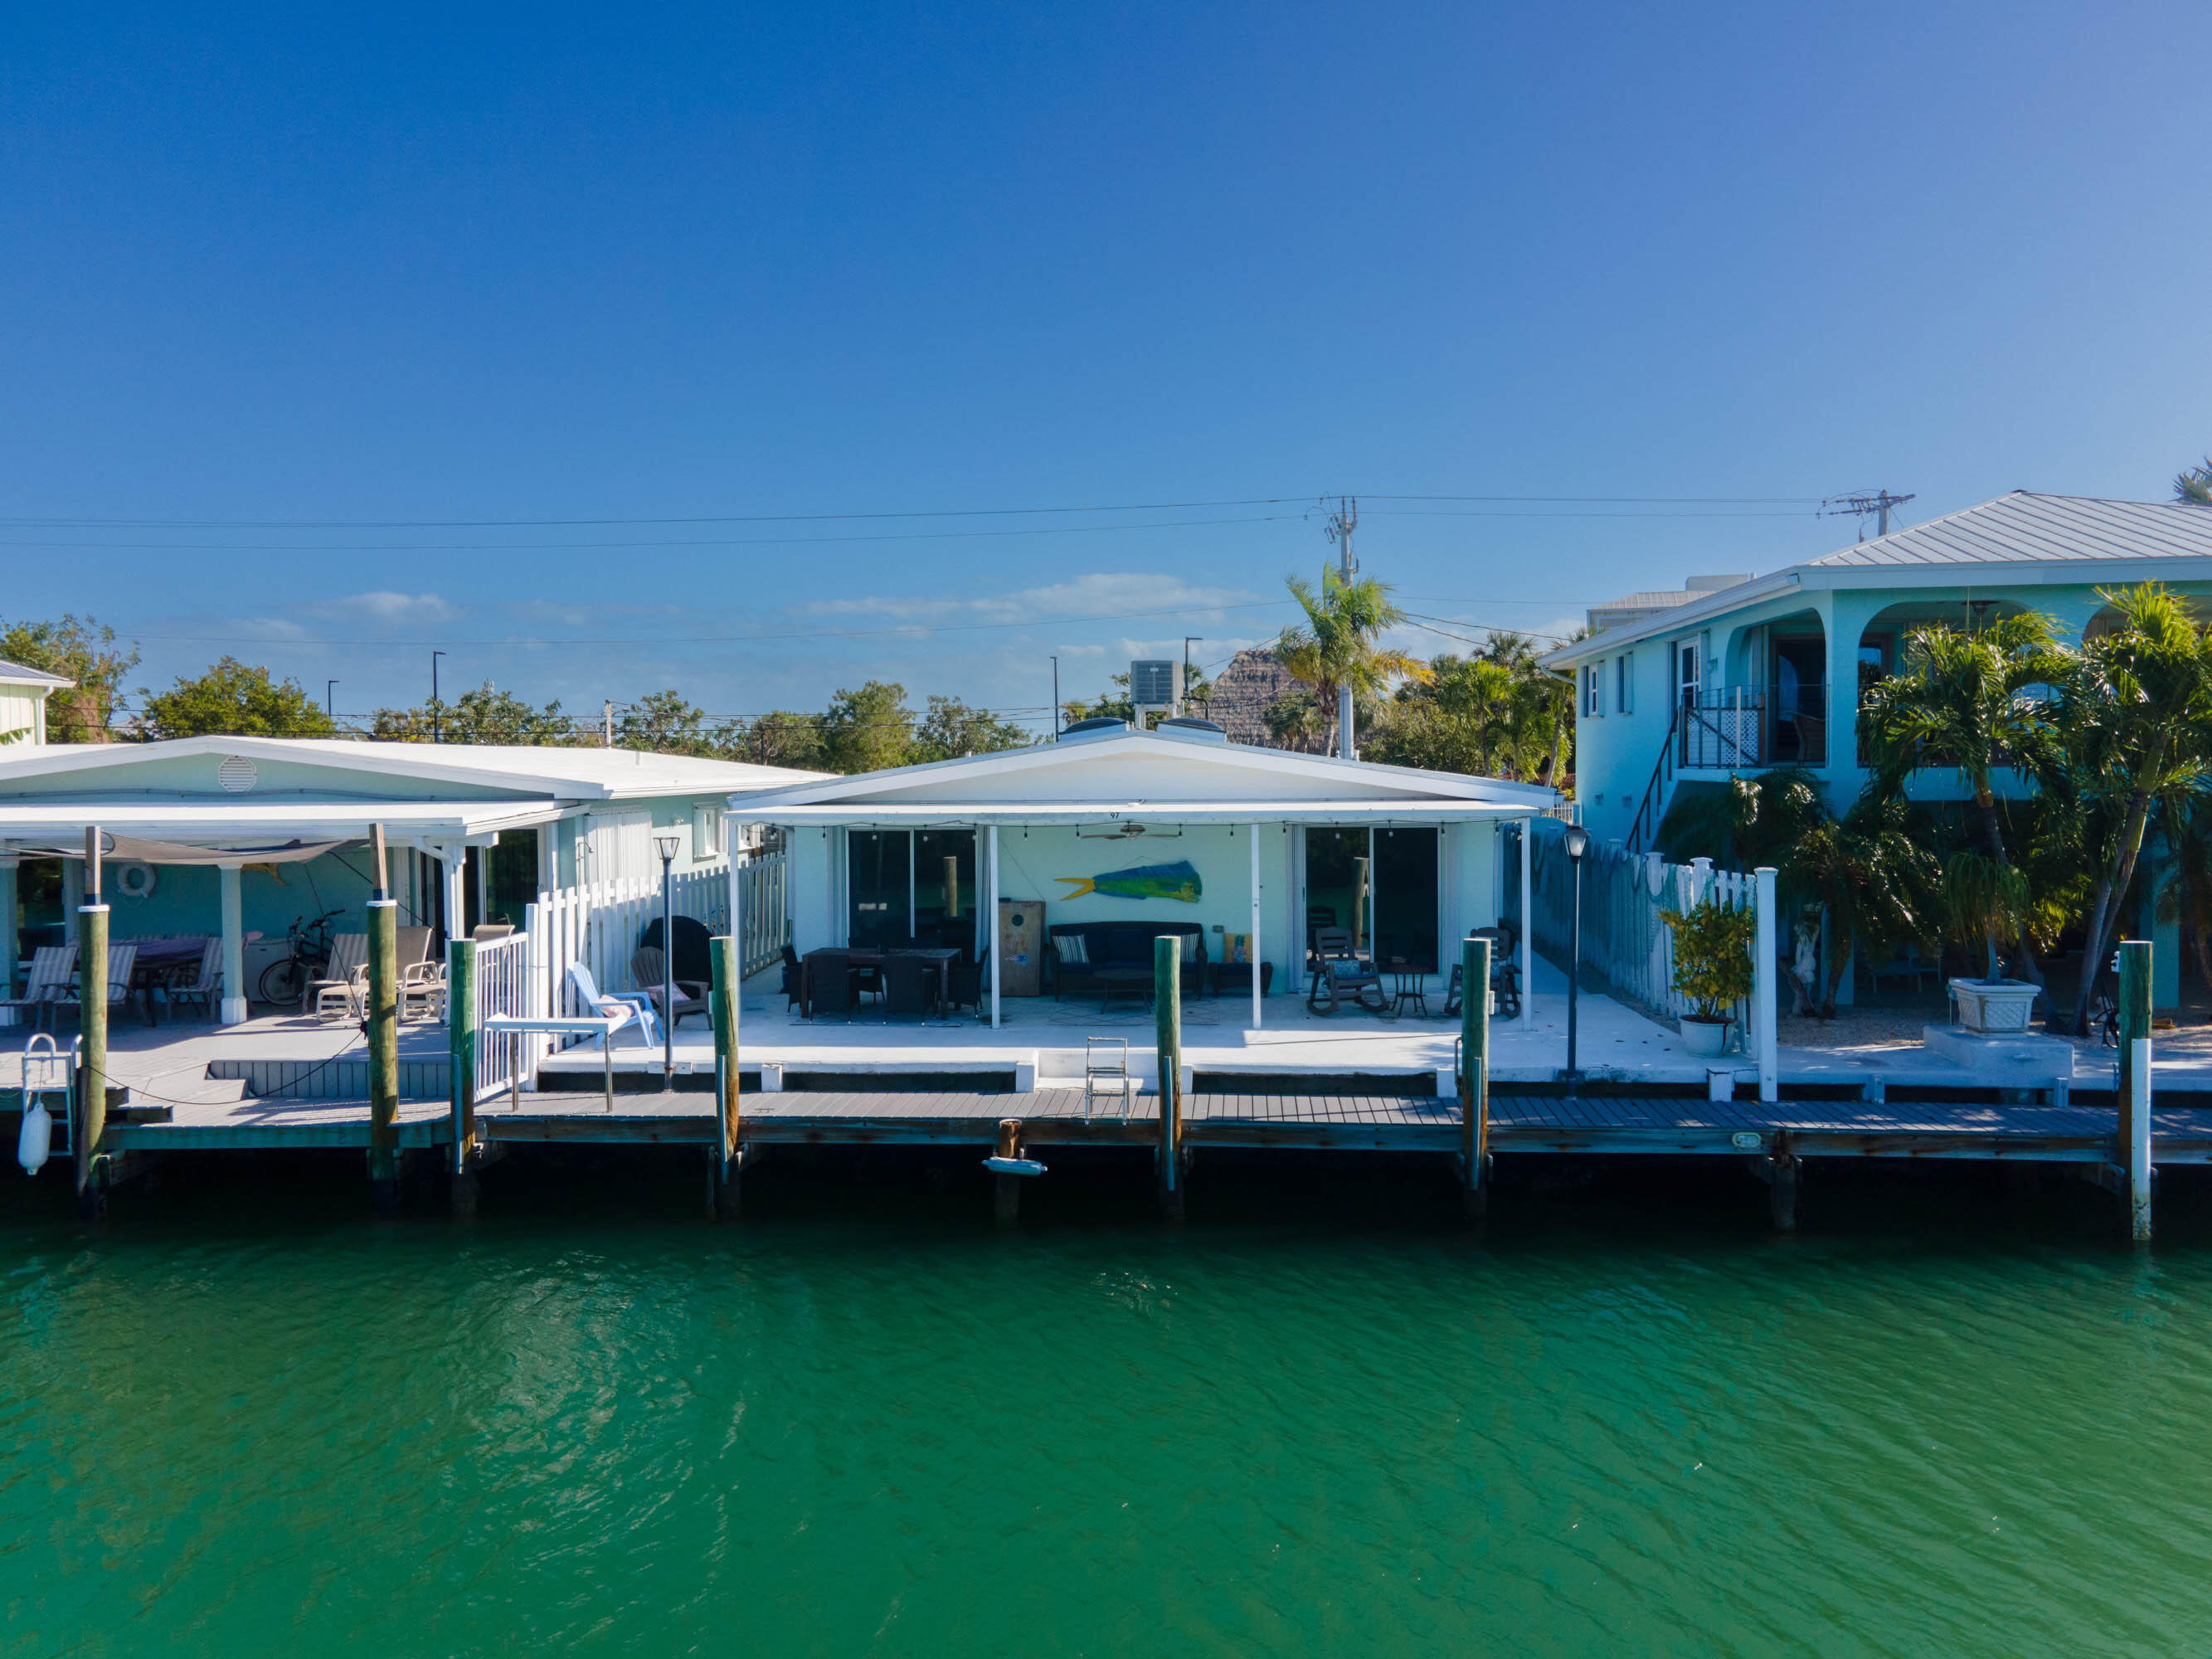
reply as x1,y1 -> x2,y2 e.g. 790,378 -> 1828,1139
1540,490 -> 2212,1008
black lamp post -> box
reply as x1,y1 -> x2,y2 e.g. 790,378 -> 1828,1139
1562,823 -> 1591,1095
655,834 -> 682,1091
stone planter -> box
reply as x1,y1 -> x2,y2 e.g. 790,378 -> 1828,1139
1679,1015 -> 1732,1058
1948,977 -> 2040,1034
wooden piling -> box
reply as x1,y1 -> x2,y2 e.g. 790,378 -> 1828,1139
1155,934 -> 1184,1221
446,935 -> 478,1216
2118,939 -> 2152,1242
75,877 -> 109,1218
366,889 -> 401,1214
994,1119 -> 1023,1224
709,933 -> 742,1219
1767,1129 -> 1799,1231
1461,935 -> 1490,1221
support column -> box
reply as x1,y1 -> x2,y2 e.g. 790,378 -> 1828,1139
440,849 -> 466,951
710,932 -> 742,1219
218,860 -> 247,1024
1249,822 -> 1262,1030
987,824 -> 1001,1029
1155,933 -> 1183,1221
367,888 -> 401,1213
1754,865 -> 1778,1102
2119,938 -> 2152,1243
0,854 -> 18,1000
1518,815 -> 1534,1029
1461,934 -> 1490,1221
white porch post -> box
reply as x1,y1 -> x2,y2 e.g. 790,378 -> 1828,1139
218,859 -> 247,1024
725,816 -> 742,957
1519,814 -> 1534,1029
1249,822 -> 1262,1029
441,849 -> 466,948
987,823 -> 1001,1029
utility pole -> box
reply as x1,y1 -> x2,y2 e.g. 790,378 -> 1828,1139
326,680 -> 338,719
603,700 -> 615,747
1050,656 -> 1060,740
1821,489 -> 1916,542
1326,496 -> 1358,759
1181,637 -> 1202,718
430,651 -> 445,743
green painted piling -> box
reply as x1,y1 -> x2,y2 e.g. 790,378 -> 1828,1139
367,898 -> 400,1209
1461,936 -> 1490,1221
1155,934 -> 1183,1220
2119,939 -> 2152,1242
710,934 -> 741,1218
446,936 -> 476,1212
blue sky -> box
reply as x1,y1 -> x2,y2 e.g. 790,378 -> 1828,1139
2,2 -> 2207,732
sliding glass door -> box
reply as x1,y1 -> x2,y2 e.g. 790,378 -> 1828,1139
848,829 -> 977,950
1303,826 -> 1439,972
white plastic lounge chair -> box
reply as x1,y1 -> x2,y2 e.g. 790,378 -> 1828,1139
567,961 -> 658,1045
310,932 -> 369,1021
167,937 -> 224,1019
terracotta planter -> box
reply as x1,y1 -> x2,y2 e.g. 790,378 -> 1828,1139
1679,1015 -> 1731,1058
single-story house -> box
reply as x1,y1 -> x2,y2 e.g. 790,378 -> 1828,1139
0,733 -> 825,1022
722,715 -> 1557,1025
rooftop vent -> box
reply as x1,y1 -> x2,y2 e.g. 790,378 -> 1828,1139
1059,717 -> 1130,744
1155,716 -> 1228,745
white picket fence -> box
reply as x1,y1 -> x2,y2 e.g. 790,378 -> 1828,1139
466,852 -> 790,1102
1529,822 -> 1758,1048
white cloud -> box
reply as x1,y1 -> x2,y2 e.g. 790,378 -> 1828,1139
311,591 -> 458,625
798,571 -> 1257,626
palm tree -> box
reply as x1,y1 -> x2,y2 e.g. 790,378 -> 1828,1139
1859,611 -> 2067,977
1276,567 -> 1429,758
2176,458 -> 2212,506
1787,796 -> 1945,1015
2052,584 -> 2212,1031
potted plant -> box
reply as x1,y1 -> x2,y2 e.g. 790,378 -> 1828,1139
1663,894 -> 1757,1058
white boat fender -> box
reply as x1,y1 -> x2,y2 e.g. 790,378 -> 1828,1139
982,1155 -> 1047,1177
18,1101 -> 52,1175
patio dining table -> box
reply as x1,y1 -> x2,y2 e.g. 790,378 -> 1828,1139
116,937 -> 211,1026
801,946 -> 960,1019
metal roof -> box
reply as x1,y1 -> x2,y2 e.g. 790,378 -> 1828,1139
0,656 -> 73,688
1808,492 -> 2212,567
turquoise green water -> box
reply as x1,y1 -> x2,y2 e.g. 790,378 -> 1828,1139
6,1166 -> 2212,1657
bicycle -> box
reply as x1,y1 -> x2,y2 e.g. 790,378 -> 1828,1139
257,909 -> 343,1008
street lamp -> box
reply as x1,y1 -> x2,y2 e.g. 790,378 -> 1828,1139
654,834 -> 682,1090
1561,823 -> 1591,1095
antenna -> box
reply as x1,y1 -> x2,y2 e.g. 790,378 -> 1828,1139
1821,489 -> 1916,540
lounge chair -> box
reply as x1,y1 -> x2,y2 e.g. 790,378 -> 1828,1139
167,937 -> 224,1019
566,961 -> 658,1045
2,945 -> 77,1032
631,946 -> 709,1029
310,932 -> 369,1021
54,942 -> 139,1023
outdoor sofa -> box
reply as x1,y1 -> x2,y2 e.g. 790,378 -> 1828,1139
1045,921 -> 1206,1000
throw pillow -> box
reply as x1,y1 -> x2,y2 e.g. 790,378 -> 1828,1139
1057,933 -> 1089,966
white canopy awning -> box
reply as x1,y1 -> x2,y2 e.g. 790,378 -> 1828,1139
0,798 -> 561,855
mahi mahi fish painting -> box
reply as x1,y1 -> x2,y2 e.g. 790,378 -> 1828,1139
1054,859 -> 1203,903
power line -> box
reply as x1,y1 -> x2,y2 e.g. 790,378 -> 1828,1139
0,496 -> 1315,530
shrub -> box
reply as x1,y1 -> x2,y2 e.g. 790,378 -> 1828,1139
1662,896 -> 1756,1021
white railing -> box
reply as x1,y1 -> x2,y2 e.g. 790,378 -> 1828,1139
473,931 -> 537,1102
1529,821 -> 1758,1050
467,852 -> 790,1099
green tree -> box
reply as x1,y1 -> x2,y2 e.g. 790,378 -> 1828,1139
369,682 -> 573,744
1275,567 -> 1429,757
818,681 -> 916,774
1784,795 -> 1945,1016
2176,457 -> 2212,506
912,694 -> 1031,761
0,613 -> 138,740
737,711 -> 827,771
1859,611 -> 2067,977
139,657 -> 337,739
2048,584 -> 2212,1031
617,689 -> 729,757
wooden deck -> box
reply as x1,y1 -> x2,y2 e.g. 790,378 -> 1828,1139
91,1087 -> 2212,1165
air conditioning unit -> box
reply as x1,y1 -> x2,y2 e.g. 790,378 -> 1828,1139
1130,659 -> 1182,710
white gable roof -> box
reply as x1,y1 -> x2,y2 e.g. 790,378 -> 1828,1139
725,729 -> 1553,825
0,734 -> 826,800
